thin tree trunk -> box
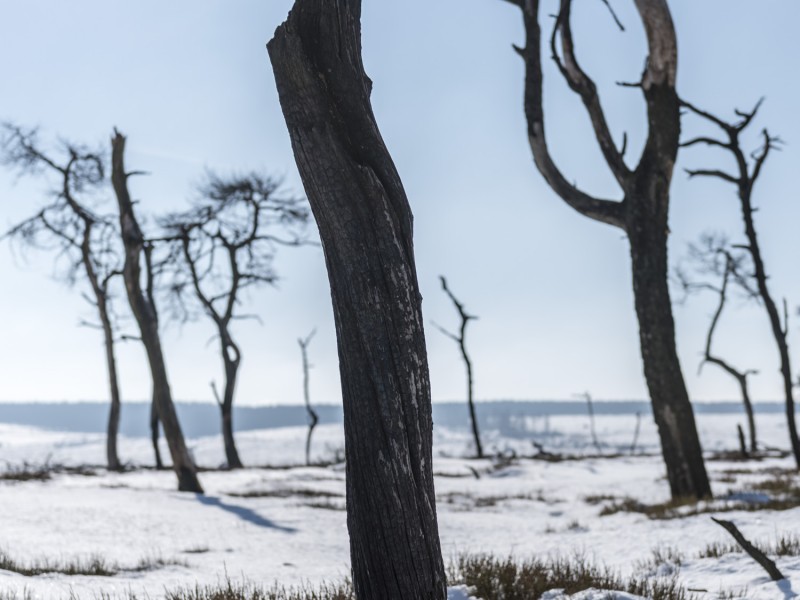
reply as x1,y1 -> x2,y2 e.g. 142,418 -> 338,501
99,302 -> 122,471
299,331 -> 318,466
436,277 -> 483,458
219,336 -> 243,470
464,346 -> 482,459
111,130 -> 203,493
269,3 -> 447,597
82,231 -> 123,473
741,203 -> 799,465
150,398 -> 164,470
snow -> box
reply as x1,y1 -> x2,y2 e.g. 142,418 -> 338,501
1,411 -> 799,598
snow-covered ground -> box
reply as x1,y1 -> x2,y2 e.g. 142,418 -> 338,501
1,411 -> 799,599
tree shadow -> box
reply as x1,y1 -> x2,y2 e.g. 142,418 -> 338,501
193,495 -> 297,533
777,578 -> 797,599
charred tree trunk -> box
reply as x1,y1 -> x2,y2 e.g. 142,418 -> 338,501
269,2 -> 447,597
111,131 -> 202,493
298,330 -> 318,466
628,206 -> 709,497
506,0 -> 711,499
150,398 -> 164,470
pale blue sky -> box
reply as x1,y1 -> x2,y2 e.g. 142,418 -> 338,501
0,1 -> 798,406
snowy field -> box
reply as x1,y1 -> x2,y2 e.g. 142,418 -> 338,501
1,410 -> 799,599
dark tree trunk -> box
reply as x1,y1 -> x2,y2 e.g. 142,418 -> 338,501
82,230 -> 123,473
111,131 -> 203,493
218,332 -> 243,470
99,301 -> 122,471
741,198 -> 799,465
627,196 -> 711,498
508,0 -> 711,499
437,276 -> 483,458
268,2 -> 447,597
150,398 -> 164,470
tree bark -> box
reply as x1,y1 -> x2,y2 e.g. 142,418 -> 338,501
627,200 -> 710,497
268,2 -> 447,597
111,131 -> 203,493
510,0 -> 711,499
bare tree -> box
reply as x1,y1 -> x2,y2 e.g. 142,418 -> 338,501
676,234 -> 758,453
160,172 -> 308,470
269,1 -> 447,596
1,124 -> 126,471
110,129 -> 202,493
298,329 -> 317,466
500,0 -> 711,499
434,276 -> 483,459
680,100 -> 797,467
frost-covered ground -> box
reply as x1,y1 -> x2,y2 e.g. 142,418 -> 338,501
1,411 -> 799,599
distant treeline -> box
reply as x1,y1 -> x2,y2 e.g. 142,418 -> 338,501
0,400 -> 786,438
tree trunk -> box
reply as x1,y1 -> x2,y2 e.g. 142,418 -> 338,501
299,332 -> 318,466
150,398 -> 164,470
741,198 -> 800,466
219,335 -> 243,469
268,2 -> 447,597
82,233 -> 123,473
99,301 -> 122,472
740,379 -> 757,453
627,187 -> 711,499
111,131 -> 203,493
463,339 -> 482,459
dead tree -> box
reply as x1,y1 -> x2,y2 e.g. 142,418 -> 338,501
269,1 -> 448,597
160,172 -> 308,470
501,0 -> 711,499
681,100 -> 797,467
434,276 -> 483,459
298,329 -> 318,466
0,124 -> 125,472
676,234 -> 758,453
110,129 -> 202,493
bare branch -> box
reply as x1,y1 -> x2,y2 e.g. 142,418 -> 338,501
685,168 -> 740,185
506,0 -> 626,229
550,0 -> 631,186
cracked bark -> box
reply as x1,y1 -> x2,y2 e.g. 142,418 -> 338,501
268,1 -> 447,596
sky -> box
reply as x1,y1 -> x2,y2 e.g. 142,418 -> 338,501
0,1 -> 798,407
